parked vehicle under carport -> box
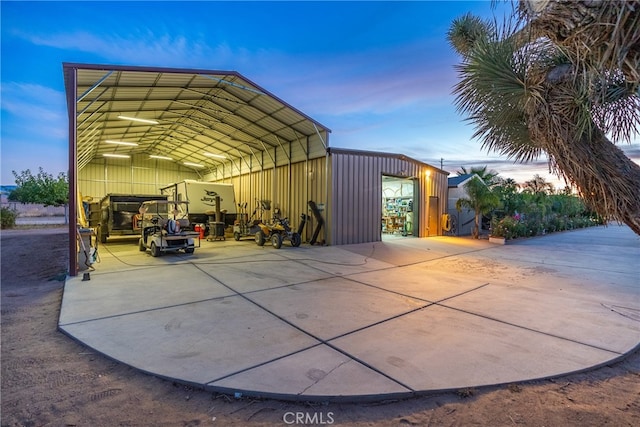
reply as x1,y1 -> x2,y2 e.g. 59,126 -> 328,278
97,193 -> 168,243
138,200 -> 200,256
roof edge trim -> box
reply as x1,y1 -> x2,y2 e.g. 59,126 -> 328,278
327,147 -> 449,175
62,62 -> 332,133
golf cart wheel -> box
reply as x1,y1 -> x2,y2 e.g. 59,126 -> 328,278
184,247 -> 195,254
139,238 -> 146,251
150,242 -> 160,257
271,233 -> 283,249
255,230 -> 265,246
234,231 -> 241,241
291,232 -> 301,247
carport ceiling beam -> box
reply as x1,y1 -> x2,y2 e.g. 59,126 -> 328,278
163,101 -> 270,146
313,123 -> 327,149
257,140 -> 275,164
77,88 -> 109,118
235,148 -> 252,171
153,120 -> 254,158
181,87 -> 300,147
77,70 -> 113,103
199,74 -> 267,96
275,135 -> 290,161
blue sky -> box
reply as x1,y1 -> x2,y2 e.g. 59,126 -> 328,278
2,1 -> 639,187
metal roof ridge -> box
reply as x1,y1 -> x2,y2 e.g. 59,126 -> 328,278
327,146 -> 448,175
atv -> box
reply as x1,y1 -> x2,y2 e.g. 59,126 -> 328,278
254,215 -> 302,249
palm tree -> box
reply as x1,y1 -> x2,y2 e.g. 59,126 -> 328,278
447,2 -> 640,235
522,174 -> 554,196
494,177 -> 520,216
456,165 -> 499,186
456,176 -> 501,238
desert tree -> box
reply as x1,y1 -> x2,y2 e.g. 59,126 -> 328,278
447,1 -> 640,235
9,168 -> 69,207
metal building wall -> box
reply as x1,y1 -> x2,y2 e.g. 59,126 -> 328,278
78,155 -> 199,201
328,149 -> 448,245
206,155 -> 328,242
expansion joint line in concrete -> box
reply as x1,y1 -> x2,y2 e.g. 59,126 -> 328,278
57,293 -> 235,327
288,249 -> 626,356
316,282 -> 493,345
434,302 -> 623,356
189,263 -> 416,393
272,244 -> 494,277
96,241 -> 284,274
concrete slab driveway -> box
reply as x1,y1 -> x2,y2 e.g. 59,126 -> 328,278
59,225 -> 640,402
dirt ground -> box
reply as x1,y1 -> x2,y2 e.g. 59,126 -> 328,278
1,226 -> 639,427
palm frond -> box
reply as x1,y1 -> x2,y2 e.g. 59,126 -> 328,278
591,71 -> 640,143
447,13 -> 492,57
453,23 -> 541,162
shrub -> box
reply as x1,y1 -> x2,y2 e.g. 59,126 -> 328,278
1,206 -> 18,229
491,216 -> 519,239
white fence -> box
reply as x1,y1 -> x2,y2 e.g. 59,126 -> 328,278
1,202 -> 67,217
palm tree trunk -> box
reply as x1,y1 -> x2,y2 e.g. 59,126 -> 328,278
552,133 -> 640,235
473,212 -> 480,238
531,111 -> 640,235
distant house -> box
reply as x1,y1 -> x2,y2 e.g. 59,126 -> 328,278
447,174 -> 478,236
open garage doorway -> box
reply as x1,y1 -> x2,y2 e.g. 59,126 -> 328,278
381,175 -> 417,238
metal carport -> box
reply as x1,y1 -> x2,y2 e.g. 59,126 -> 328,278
64,63 -> 331,275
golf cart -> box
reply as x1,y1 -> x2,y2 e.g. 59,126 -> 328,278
138,200 -> 200,257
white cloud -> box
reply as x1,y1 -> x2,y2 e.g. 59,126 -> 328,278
258,42 -> 459,118
17,24 -> 458,120
1,82 -> 67,138
21,28 -> 247,70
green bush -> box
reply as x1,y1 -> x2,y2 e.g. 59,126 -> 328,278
492,212 -> 601,240
490,175 -> 604,240
491,216 -> 519,239
1,206 -> 18,229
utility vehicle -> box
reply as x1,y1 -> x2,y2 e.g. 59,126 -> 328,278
138,200 -> 200,256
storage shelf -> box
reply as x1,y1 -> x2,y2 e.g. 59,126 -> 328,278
382,197 -> 412,235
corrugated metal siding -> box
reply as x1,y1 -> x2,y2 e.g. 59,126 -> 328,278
290,136 -> 309,165
328,150 -> 448,245
306,156 -> 328,243
78,155 -> 199,200
78,147 -> 445,247
207,155 -> 328,242
308,132 -> 328,159
329,153 -> 382,245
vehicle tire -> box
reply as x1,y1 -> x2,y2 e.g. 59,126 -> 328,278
139,238 -> 146,251
150,242 -> 160,257
291,232 -> 301,247
234,231 -> 241,241
255,230 -> 265,246
271,233 -> 282,249
185,247 -> 195,254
